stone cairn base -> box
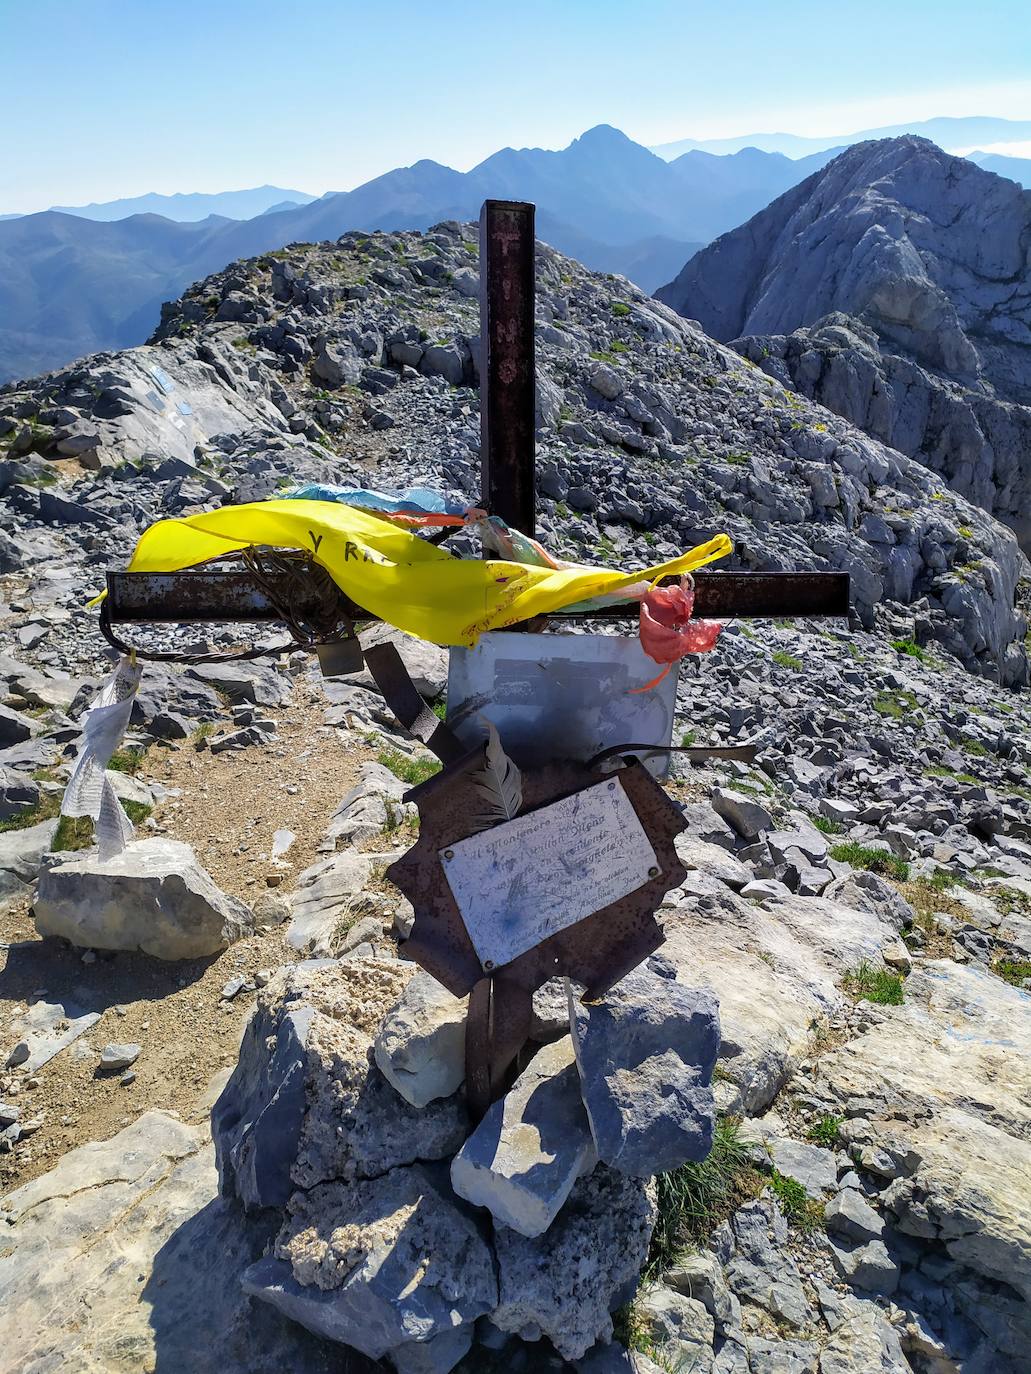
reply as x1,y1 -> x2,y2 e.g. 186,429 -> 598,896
212,953 -> 719,1372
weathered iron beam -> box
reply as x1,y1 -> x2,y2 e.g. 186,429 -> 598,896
104,568 -> 850,624
479,200 -> 536,536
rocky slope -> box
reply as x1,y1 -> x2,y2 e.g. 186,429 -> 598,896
1,225 -> 1030,1374
2,219 -> 1027,686
656,138 -> 1031,549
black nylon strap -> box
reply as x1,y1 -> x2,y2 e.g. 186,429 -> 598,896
586,741 -> 761,770
363,642 -> 467,766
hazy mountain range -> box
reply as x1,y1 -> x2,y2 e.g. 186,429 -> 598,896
5,185 -> 316,223
651,114 -> 1031,159
1,119 -> 1029,385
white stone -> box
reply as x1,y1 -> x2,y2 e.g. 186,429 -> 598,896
34,838 -> 253,959
451,1037 -> 596,1237
374,970 -> 467,1107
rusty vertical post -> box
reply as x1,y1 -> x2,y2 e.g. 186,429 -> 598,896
479,200 -> 536,536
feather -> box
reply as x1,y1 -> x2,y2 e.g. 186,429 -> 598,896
465,719 -> 523,833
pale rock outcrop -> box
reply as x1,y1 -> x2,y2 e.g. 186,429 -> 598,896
658,137 -> 1031,550
34,836 -> 253,959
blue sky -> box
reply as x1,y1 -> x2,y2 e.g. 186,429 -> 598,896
3,0 -> 1029,211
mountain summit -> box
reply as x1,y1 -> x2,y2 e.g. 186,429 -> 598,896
657,137 -> 1031,546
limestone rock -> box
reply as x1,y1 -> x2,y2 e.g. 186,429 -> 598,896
213,960 -> 467,1211
0,1111 -> 362,1373
243,1163 -> 496,1369
569,961 -> 719,1176
825,1188 -> 885,1243
34,837 -> 253,959
637,1286 -> 715,1372
492,1165 -> 656,1361
287,850 -> 374,954
374,969 -> 467,1107
451,1037 -> 596,1237
711,787 -> 773,840
0,816 -> 58,908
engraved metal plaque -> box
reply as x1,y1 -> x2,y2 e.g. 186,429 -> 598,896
439,776 -> 661,969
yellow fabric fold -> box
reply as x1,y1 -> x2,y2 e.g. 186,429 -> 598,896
126,499 -> 732,647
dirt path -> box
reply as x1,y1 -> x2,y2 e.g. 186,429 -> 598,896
0,678 -> 374,1192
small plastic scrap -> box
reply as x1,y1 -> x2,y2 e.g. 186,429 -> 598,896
61,656 -> 142,859
286,483 -> 484,526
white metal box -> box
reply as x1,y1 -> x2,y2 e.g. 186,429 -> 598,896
446,631 -> 678,778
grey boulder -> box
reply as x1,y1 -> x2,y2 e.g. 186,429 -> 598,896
34,837 -> 253,959
243,1163 -> 496,1369
568,961 -> 719,1176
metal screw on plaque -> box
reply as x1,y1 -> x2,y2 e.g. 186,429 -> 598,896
648,866 -> 660,877
444,849 -> 454,861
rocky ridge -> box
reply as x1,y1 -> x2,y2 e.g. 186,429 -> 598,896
0,222 -> 1029,1372
1,217 -> 1027,687
657,137 -> 1031,550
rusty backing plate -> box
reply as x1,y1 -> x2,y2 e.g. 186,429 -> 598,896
386,756 -> 688,1003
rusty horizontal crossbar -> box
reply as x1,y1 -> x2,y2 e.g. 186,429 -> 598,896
104,568 -> 850,625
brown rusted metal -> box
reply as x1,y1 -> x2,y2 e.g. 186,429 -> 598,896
480,200 -> 537,536
465,978 -> 493,1117
106,567 -> 851,625
386,751 -> 688,1107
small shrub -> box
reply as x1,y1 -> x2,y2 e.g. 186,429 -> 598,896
768,1170 -> 823,1230
610,301 -> 631,317
680,729 -> 697,747
963,738 -> 989,758
192,721 -> 215,741
989,886 -> 1031,918
431,700 -> 448,721
812,815 -> 843,835
829,841 -> 909,881
376,749 -> 441,787
772,650 -> 802,671
807,1114 -> 844,1148
843,960 -> 905,1005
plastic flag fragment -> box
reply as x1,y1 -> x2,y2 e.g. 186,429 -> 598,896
61,656 -> 142,860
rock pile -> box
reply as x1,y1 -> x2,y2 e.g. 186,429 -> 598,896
211,953 -> 718,1371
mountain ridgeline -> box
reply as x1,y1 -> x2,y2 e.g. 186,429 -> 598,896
0,127 -> 842,382
657,137 -> 1031,552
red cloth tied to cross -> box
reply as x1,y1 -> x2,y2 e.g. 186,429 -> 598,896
632,577 -> 724,691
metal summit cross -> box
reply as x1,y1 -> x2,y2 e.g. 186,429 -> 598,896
103,200 -> 850,1112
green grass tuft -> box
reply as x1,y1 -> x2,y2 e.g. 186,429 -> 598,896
807,1114 -> 844,1148
52,815 -> 95,852
646,1117 -> 759,1277
107,746 -> 145,774
843,960 -> 905,1005
767,1170 -> 823,1230
829,841 -> 909,881
771,650 -> 802,671
996,959 -> 1031,988
925,765 -> 980,784
812,815 -> 843,835
891,638 -> 929,662
376,749 -> 442,787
